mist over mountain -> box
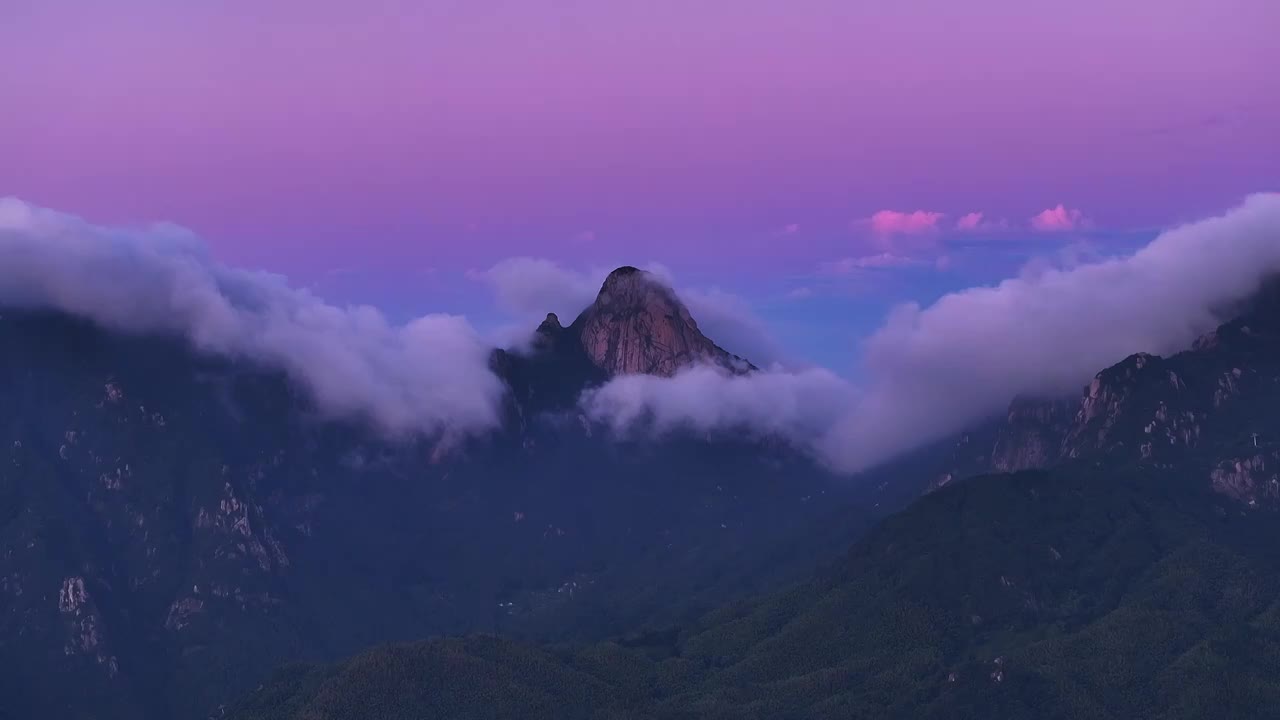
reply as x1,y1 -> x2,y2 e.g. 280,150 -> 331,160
230,264 -> 1280,720
0,198 -> 505,440
5,1 -> 1276,717
814,192 -> 1280,470
0,235 -> 872,719
2,192 -> 1279,719
566,194 -> 1280,471
5,195 -> 1278,477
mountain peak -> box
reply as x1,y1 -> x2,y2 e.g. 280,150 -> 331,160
537,312 -> 563,332
603,265 -> 642,281
569,266 -> 751,377
593,266 -> 674,309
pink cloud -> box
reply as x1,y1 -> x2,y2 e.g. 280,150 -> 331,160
955,212 -> 985,231
1031,204 -> 1088,232
867,210 -> 943,236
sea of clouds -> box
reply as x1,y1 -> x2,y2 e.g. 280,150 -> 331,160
3,193 -> 1278,473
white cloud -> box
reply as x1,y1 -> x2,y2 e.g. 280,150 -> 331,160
10,193 -> 1279,478
582,193 -> 1280,473
581,365 -> 857,445
0,198 -> 506,438
469,257 -> 600,320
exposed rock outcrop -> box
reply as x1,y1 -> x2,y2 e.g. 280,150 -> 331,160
569,267 -> 753,377
1211,453 -> 1280,503
989,396 -> 1076,473
931,275 -> 1280,503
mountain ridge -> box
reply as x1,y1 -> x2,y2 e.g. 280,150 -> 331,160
7,267 -> 1280,720
931,275 -> 1280,499
226,274 -> 1280,720
0,278 -> 852,720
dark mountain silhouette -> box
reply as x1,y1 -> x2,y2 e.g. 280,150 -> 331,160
229,278 -> 1280,720
0,269 -> 863,720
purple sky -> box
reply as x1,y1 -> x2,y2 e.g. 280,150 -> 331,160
2,0 -> 1277,369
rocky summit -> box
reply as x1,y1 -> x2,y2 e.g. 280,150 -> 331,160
568,266 -> 754,377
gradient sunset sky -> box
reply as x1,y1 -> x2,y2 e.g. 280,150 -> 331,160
2,0 -> 1277,370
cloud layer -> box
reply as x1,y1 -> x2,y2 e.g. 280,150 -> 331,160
6,193 -> 1279,478
581,365 -> 857,445
0,198 -> 506,438
583,193 -> 1280,473
1031,204 -> 1088,231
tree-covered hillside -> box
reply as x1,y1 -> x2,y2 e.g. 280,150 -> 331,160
231,461 -> 1280,720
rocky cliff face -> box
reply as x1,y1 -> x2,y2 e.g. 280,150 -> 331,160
932,278 -> 1280,504
568,267 -> 753,377
989,396 -> 1078,474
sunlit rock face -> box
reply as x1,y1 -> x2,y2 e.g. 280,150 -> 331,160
571,267 -> 752,377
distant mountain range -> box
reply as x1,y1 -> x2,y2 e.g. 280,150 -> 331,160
0,267 -> 874,720
7,266 -> 1280,720
226,276 -> 1280,720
